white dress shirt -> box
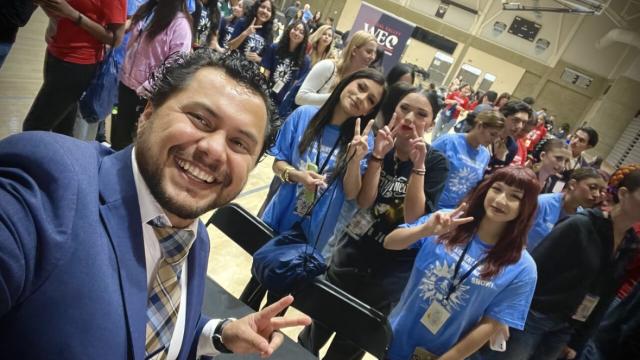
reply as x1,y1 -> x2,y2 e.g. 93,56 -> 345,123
131,150 -> 221,359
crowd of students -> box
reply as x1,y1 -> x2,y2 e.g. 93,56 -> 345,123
6,1 -> 640,359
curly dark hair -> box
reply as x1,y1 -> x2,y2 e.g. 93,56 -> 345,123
148,49 -> 277,161
275,20 -> 309,69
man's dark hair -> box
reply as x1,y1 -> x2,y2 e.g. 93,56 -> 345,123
577,126 -> 599,147
499,100 -> 532,119
522,96 -> 535,106
148,49 -> 277,161
484,90 -> 498,103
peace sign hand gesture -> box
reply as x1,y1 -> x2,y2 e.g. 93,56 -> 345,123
348,118 -> 374,161
421,203 -> 474,237
221,295 -> 312,357
373,113 -> 399,159
409,127 -> 428,168
244,18 -> 263,36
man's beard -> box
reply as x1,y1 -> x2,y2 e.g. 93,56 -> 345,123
135,124 -> 229,221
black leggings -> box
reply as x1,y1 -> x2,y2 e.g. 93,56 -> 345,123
23,51 -> 97,135
110,81 -> 146,150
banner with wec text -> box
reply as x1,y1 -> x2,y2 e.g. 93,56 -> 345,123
349,2 -> 416,75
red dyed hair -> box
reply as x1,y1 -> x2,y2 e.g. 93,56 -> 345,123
439,167 -> 541,279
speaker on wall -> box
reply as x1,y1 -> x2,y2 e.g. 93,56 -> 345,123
411,27 -> 458,55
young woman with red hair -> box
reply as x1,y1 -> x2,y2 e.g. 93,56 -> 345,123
383,166 -> 541,360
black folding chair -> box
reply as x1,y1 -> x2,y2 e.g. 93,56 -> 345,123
206,203 -> 271,310
206,203 -> 393,359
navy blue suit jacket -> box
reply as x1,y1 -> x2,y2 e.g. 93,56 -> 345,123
0,132 -> 211,359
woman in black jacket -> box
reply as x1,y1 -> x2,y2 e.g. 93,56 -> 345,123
485,164 -> 640,360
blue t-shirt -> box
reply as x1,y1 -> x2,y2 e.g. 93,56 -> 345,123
261,43 -> 310,106
218,16 -> 239,48
387,214 -> 537,359
431,133 -> 490,210
261,105 -> 371,252
527,192 -> 565,251
230,17 -> 271,56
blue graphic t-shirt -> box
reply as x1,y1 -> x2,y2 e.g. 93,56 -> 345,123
432,133 -> 490,210
261,43 -> 310,106
230,17 -> 270,56
261,105 -> 371,252
218,16 -> 239,48
387,214 -> 537,359
527,192 -> 565,251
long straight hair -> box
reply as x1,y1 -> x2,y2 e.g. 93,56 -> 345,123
131,0 -> 191,41
298,68 -> 386,167
439,167 -> 541,279
276,20 -> 309,69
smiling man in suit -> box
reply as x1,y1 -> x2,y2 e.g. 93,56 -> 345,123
0,50 -> 310,359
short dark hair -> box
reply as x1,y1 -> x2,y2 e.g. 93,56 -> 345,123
499,100 -> 532,119
148,49 -> 277,161
484,90 -> 498,103
522,96 -> 535,105
576,126 -> 599,147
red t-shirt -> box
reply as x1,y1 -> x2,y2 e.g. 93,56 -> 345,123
445,91 -> 470,120
525,123 -> 548,153
48,0 -> 126,64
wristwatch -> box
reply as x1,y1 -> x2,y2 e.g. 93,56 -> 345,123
212,318 -> 235,354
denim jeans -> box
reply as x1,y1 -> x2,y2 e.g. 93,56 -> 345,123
480,310 -> 573,360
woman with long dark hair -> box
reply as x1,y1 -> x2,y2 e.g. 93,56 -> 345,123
261,20 -> 310,117
299,84 -> 449,359
489,164 -> 640,360
261,69 -> 386,252
227,0 -> 274,63
111,0 -> 192,150
384,166 -> 540,359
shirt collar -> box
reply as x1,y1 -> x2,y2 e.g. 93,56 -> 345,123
131,148 -> 199,235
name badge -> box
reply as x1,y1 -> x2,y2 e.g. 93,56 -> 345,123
273,80 -> 285,94
572,294 -> 600,322
421,301 -> 451,334
411,347 -> 438,360
346,209 -> 376,237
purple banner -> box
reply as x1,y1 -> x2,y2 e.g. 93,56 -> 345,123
349,2 -> 415,75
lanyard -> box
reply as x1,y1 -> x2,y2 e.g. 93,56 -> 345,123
445,241 -> 484,301
314,134 -> 341,174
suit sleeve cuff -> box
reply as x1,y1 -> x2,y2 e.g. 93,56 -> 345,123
196,319 -> 221,358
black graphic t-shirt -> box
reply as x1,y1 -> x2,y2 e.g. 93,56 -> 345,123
332,146 -> 449,274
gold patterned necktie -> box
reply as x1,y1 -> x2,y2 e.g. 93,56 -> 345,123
144,217 -> 195,359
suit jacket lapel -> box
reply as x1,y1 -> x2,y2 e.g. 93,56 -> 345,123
99,147 -> 147,360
